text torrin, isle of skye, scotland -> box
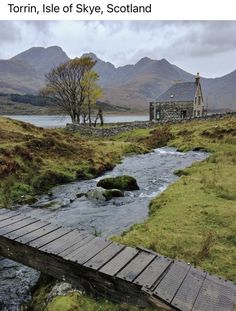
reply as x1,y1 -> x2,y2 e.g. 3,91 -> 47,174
7,2 -> 152,16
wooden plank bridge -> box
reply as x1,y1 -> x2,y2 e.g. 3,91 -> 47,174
0,208 -> 235,311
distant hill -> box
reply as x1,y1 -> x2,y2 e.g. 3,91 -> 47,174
0,93 -> 128,115
0,46 -> 236,112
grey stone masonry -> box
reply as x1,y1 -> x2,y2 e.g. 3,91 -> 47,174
66,122 -> 153,137
66,112 -> 236,137
154,101 -> 194,122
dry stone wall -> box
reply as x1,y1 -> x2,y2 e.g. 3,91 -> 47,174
66,122 -> 153,137
66,112 -> 236,137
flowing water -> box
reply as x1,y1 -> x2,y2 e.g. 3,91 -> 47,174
0,147 -> 208,310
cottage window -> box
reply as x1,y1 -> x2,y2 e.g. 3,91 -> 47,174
198,96 -> 201,104
156,110 -> 161,120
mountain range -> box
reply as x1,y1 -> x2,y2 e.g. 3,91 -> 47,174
0,46 -> 236,112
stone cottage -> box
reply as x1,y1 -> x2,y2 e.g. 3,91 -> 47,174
149,73 -> 205,122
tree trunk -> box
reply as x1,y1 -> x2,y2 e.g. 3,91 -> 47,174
88,100 -> 92,127
98,109 -> 104,127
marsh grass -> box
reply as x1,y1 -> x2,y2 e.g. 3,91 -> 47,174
194,230 -> 216,265
113,116 -> 236,282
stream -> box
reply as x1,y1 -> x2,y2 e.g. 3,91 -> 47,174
0,147 -> 208,311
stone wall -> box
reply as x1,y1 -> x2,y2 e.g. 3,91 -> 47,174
154,101 -> 194,122
66,112 -> 236,137
66,121 -> 153,137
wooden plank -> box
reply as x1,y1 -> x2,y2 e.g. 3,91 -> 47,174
0,218 -> 39,235
206,273 -> 236,290
49,231 -> 89,255
99,247 -> 139,277
15,223 -> 61,244
39,230 -> 86,254
192,277 -> 236,311
4,220 -> 50,240
0,214 -> 30,229
135,255 -> 172,289
59,235 -> 94,258
84,243 -> 124,270
0,211 -> 21,222
66,237 -> 112,264
28,227 -> 73,249
154,261 -> 191,304
172,266 -> 206,311
117,251 -> 155,282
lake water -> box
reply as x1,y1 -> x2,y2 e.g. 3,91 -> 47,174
4,115 -> 149,128
0,147 -> 208,310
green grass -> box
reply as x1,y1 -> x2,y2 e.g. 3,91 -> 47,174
45,293 -> 155,311
113,116 -> 236,282
0,116 -> 146,206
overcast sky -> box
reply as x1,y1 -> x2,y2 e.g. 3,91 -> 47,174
0,20 -> 236,78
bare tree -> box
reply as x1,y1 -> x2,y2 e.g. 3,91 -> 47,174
40,57 -> 98,124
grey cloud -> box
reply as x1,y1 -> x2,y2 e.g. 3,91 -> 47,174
0,21 -> 236,76
168,21 -> 236,58
0,21 -> 21,43
25,21 -> 53,34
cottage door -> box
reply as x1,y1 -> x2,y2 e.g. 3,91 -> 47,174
181,110 -> 187,119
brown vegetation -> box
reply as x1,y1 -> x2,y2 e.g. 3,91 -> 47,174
140,125 -> 173,149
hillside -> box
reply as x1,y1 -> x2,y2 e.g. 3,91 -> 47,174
0,46 -> 236,112
0,93 -> 127,115
0,116 -> 145,206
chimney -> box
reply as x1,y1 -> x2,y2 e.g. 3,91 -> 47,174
195,72 -> 200,85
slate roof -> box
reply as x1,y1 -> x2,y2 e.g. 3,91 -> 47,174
156,82 -> 197,103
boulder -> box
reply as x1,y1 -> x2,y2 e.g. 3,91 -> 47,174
86,187 -> 108,202
76,192 -> 86,198
86,187 -> 124,202
32,198 -> 71,210
97,175 -> 139,191
104,189 -> 124,200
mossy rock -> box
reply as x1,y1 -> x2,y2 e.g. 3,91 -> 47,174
174,169 -> 189,177
86,187 -> 124,202
18,194 -> 38,205
97,175 -> 139,191
104,189 -> 124,200
46,293 -> 81,311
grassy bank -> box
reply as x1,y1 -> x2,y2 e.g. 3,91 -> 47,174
113,116 -> 236,282
0,116 -> 147,207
